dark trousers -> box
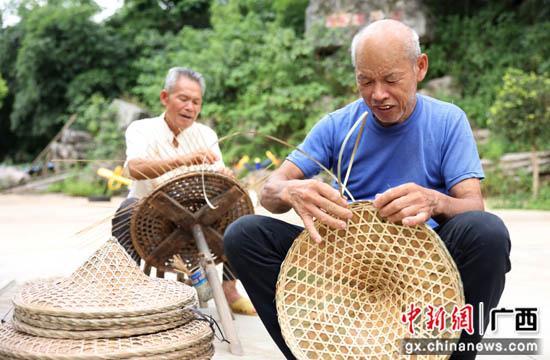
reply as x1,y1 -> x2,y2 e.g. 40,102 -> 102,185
224,212 -> 511,360
112,197 -> 238,281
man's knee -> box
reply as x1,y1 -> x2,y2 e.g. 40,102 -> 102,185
224,214 -> 262,259
454,211 -> 511,271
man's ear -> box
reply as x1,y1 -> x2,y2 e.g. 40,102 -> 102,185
160,89 -> 169,107
416,53 -> 429,82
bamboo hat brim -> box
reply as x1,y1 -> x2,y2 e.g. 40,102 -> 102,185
12,239 -> 197,318
276,201 -> 464,360
0,319 -> 213,360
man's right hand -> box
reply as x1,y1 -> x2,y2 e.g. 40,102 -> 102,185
179,149 -> 218,166
281,179 -> 352,243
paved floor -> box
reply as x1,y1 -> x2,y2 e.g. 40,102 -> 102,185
0,194 -> 548,359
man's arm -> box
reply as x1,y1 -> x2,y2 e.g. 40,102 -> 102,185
373,178 -> 484,226
261,160 -> 353,243
127,149 -> 219,180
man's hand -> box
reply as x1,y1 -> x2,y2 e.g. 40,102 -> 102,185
373,183 -> 439,226
178,149 -> 218,166
281,179 -> 353,243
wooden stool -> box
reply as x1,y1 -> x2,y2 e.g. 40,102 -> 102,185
130,171 -> 254,356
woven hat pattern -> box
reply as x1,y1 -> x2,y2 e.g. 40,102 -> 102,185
13,240 -> 197,318
0,320 -> 213,360
0,239 -> 214,359
276,201 -> 464,360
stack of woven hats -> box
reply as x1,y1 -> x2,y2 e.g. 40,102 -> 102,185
0,238 -> 214,359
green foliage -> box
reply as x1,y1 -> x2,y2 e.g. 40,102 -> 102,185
0,23 -> 24,161
486,181 -> 550,210
8,2 -> 130,158
0,74 -> 7,108
74,94 -> 125,161
47,170 -> 108,197
273,0 -> 308,33
482,168 -> 532,197
132,1 -> 345,162
108,0 -> 212,35
488,68 -> 550,150
424,7 -> 550,127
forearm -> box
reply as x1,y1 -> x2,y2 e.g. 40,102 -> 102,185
260,177 -> 295,213
432,189 -> 484,223
127,158 -> 181,180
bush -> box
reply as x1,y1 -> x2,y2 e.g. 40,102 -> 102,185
0,74 -> 6,108
489,69 -> 549,150
47,170 -> 107,197
488,68 -> 549,197
74,94 -> 126,161
424,8 -> 549,128
132,1 -> 347,163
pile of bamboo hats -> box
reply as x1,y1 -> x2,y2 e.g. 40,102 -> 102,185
276,201 -> 465,360
0,238 -> 214,359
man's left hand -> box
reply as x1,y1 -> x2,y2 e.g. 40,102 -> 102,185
373,183 -> 440,226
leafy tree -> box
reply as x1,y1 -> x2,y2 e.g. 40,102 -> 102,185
489,68 -> 550,197
424,5 -> 549,127
0,23 -> 24,161
9,2 -> 130,158
273,0 -> 308,34
0,75 -> 7,109
107,0 -> 212,35
132,0 -> 351,162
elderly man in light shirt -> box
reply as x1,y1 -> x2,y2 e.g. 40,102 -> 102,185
112,67 -> 255,315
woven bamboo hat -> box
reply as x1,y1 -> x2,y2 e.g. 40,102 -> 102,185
276,201 -> 464,360
0,239 -> 215,359
12,239 -> 197,319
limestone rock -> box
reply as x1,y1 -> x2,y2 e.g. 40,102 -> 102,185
306,0 -> 430,52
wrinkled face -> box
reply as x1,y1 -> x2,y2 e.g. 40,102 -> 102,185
160,76 -> 202,133
355,39 -> 427,126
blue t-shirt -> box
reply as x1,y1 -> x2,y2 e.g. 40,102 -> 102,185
287,94 -> 484,227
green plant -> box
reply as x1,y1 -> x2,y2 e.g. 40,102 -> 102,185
47,170 -> 107,197
74,94 -> 126,161
487,182 -> 550,210
424,7 -> 549,128
489,68 -> 550,197
132,1 -> 341,163
0,74 -> 7,108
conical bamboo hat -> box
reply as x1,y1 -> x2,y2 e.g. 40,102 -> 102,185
276,201 -> 464,360
13,239 -> 197,318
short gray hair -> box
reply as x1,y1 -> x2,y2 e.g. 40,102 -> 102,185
350,21 -> 421,67
164,67 -> 206,95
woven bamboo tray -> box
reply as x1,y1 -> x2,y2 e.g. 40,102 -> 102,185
130,171 -> 254,272
276,201 -> 464,360
0,319 -> 213,360
13,239 -> 197,319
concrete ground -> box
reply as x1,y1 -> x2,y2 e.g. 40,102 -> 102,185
0,193 -> 548,359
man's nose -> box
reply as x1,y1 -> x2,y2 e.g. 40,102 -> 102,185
372,82 -> 389,102
183,100 -> 194,110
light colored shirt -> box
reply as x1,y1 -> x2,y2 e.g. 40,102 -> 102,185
124,113 -> 224,198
